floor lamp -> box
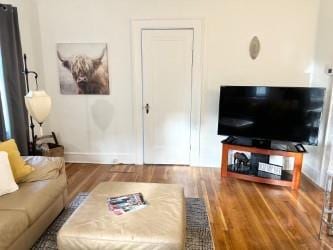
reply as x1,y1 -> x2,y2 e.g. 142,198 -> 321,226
23,54 -> 52,155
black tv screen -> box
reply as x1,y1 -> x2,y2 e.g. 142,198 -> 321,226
218,86 -> 325,145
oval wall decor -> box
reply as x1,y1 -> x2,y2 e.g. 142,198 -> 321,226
249,36 -> 260,60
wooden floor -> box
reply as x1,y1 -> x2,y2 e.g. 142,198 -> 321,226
65,163 -> 333,250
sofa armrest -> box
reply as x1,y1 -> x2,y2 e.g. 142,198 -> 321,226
21,156 -> 65,183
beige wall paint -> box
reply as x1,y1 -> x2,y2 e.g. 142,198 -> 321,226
28,0 -> 320,167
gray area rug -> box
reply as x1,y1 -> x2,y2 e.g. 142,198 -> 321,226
32,193 -> 214,250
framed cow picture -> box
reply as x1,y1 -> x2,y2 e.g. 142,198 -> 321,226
56,43 -> 110,95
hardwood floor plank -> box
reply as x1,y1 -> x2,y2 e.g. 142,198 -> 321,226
253,184 -> 297,249
64,164 -> 333,249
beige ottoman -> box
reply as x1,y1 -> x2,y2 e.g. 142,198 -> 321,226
57,182 -> 185,250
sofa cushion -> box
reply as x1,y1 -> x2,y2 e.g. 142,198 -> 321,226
21,156 -> 65,183
0,139 -> 34,182
0,210 -> 29,249
0,172 -> 67,224
0,151 -> 19,197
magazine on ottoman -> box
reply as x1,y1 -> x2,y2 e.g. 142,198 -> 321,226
107,193 -> 146,215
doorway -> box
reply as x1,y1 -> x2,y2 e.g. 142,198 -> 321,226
131,19 -> 203,166
141,29 -> 194,164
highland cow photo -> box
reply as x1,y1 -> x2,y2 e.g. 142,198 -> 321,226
57,43 -> 109,95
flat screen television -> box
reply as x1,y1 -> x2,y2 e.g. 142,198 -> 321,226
218,86 -> 325,146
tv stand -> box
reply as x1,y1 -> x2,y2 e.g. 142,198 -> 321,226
221,139 -> 304,190
222,136 -> 306,153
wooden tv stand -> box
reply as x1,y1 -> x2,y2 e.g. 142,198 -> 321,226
221,142 -> 304,190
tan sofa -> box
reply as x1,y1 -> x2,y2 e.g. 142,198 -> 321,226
0,156 -> 67,250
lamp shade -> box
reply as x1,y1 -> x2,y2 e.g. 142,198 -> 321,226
25,90 -> 52,124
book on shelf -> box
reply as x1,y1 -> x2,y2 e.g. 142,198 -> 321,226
107,193 -> 146,216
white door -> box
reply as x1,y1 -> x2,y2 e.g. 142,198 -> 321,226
142,29 -> 194,165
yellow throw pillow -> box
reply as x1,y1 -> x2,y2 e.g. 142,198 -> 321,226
0,139 -> 34,182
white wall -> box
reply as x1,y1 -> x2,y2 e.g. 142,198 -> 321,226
304,0 -> 333,187
28,0 -> 320,167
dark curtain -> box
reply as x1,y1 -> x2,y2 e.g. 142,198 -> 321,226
0,4 -> 29,155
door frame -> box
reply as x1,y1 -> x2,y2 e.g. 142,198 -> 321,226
131,19 -> 204,166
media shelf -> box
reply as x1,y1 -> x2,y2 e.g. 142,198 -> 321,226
227,164 -> 293,181
221,141 -> 304,190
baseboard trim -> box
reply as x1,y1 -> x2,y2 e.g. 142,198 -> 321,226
64,152 -> 135,164
65,152 -> 221,168
302,173 -> 324,190
302,163 -> 322,187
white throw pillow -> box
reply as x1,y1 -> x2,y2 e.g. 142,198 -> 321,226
0,151 -> 19,196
